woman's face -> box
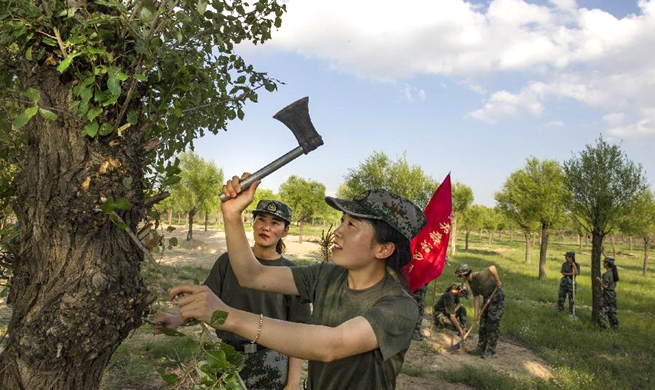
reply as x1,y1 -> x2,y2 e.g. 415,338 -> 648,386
330,213 -> 384,270
252,213 -> 288,249
565,255 -> 573,263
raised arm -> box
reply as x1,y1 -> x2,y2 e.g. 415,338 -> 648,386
221,174 -> 298,296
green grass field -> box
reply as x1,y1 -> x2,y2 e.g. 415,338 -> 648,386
98,229 -> 654,390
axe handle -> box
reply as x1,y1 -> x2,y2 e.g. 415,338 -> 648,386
219,146 -> 305,202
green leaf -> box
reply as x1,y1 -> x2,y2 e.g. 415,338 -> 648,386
127,110 -> 138,125
166,226 -> 176,232
98,122 -> 114,136
26,46 -> 33,60
157,327 -> 186,337
109,213 -> 128,229
100,200 -> 115,214
168,237 -> 178,247
87,106 -> 102,121
57,53 -> 79,73
24,88 -> 39,103
42,37 -> 57,46
132,74 -> 147,81
107,76 -> 120,96
123,176 -> 133,189
156,368 -> 179,384
197,0 -> 208,14
209,310 -> 229,327
39,108 -> 58,121
114,197 -> 131,210
13,106 -> 38,129
82,122 -> 99,137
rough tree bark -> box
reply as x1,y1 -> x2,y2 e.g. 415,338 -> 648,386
524,231 -> 531,264
591,232 -> 605,322
0,67 -> 151,389
644,237 -> 650,277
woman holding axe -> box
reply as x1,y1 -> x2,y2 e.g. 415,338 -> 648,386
455,263 -> 504,359
165,174 -> 426,390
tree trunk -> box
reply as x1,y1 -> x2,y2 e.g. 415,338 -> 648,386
478,229 -> 482,239
591,232 -> 605,323
298,220 -> 304,244
509,226 -> 513,243
186,208 -> 197,241
167,209 -> 172,226
487,229 -> 493,245
204,213 -> 208,232
450,216 -> 458,256
644,237 -> 650,276
584,234 -> 589,247
524,231 -> 531,264
0,67 -> 150,390
629,236 -> 633,251
465,230 -> 470,250
538,223 -> 549,280
610,235 -> 616,257
578,233 -> 582,252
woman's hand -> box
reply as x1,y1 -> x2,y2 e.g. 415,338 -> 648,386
220,173 -> 261,218
153,313 -> 185,329
169,284 -> 231,326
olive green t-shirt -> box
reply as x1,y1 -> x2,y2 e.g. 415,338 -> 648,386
469,267 -> 496,299
602,270 -> 616,291
434,291 -> 459,315
291,262 -> 418,390
204,253 -> 311,344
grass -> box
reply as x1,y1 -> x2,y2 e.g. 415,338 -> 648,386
428,233 -> 655,390
78,226 -> 655,389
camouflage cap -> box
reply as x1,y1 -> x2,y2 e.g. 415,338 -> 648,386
603,257 -> 615,266
454,263 -> 471,277
325,189 -> 426,241
252,200 -> 292,224
565,251 -> 575,260
457,284 -> 470,299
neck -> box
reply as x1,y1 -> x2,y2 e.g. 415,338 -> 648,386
252,245 -> 280,261
347,263 -> 387,290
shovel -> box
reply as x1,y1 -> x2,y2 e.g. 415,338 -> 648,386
446,286 -> 498,354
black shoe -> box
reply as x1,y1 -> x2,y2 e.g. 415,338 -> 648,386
481,351 -> 496,359
467,348 -> 483,356
412,333 -> 426,341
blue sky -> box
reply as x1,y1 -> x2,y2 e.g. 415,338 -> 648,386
194,0 -> 655,207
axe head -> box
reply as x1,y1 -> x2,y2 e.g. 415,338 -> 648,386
273,97 -> 323,154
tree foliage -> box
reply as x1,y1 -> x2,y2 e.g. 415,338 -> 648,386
279,175 -> 326,243
563,136 -> 648,321
619,189 -> 655,276
450,181 -> 473,256
169,151 -> 223,240
338,151 -> 437,209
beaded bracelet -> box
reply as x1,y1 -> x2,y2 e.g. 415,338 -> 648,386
251,313 -> 264,344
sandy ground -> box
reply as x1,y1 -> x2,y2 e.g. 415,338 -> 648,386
0,227 -> 554,389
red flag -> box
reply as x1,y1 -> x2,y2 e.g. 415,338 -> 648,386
404,173 -> 452,292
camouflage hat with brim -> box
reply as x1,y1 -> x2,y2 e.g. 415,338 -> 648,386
604,257 -> 615,266
565,251 -> 575,259
325,189 -> 426,241
252,200 -> 292,224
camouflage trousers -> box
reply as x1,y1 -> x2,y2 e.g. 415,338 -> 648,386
557,277 -> 577,314
433,307 -> 468,332
239,348 -> 289,390
598,290 -> 619,330
478,288 -> 504,354
412,285 -> 428,339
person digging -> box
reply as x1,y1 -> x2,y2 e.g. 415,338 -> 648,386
433,283 -> 469,337
455,263 -> 505,359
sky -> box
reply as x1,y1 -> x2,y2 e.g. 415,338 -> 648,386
193,0 -> 655,207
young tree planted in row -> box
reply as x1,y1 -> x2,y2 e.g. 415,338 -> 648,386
563,137 -> 648,322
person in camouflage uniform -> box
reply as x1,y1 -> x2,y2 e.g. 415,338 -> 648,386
158,200 -> 311,390
432,283 -> 468,336
455,263 -> 504,359
411,284 -> 428,341
557,251 -> 579,315
168,178 -> 427,390
596,257 -> 619,330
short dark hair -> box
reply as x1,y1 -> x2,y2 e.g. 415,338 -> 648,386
370,218 -> 411,287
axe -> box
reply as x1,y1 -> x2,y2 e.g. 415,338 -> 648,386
219,97 -> 323,202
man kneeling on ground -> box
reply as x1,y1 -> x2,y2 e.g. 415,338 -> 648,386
433,283 -> 468,337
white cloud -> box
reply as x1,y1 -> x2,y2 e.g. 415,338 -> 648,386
399,83 -> 427,102
607,118 -> 655,139
251,0 -> 655,139
603,112 -> 625,125
545,120 -> 565,127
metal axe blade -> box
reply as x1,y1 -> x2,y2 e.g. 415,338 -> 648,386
219,97 -> 323,202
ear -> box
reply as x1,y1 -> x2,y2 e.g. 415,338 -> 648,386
374,242 -> 396,260
281,225 -> 289,239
